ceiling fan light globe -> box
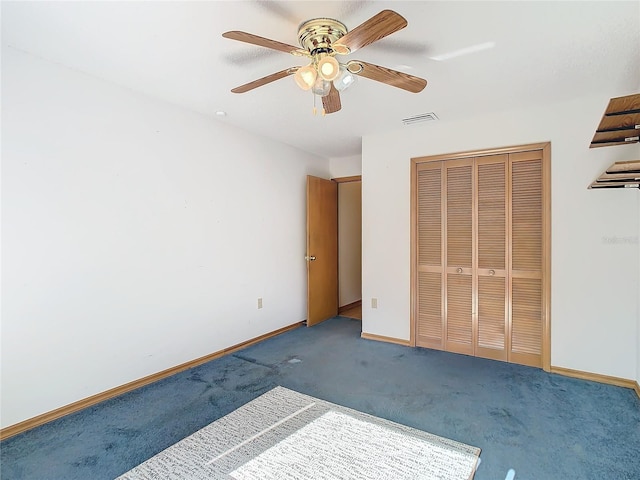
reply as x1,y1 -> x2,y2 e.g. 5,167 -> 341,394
317,56 -> 340,81
294,65 -> 317,90
312,78 -> 331,97
334,67 -> 357,92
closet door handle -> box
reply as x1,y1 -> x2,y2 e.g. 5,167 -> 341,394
489,269 -> 495,276
456,267 -> 463,274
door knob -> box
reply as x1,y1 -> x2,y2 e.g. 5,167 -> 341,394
456,267 -> 463,274
305,255 -> 317,261
489,269 -> 495,276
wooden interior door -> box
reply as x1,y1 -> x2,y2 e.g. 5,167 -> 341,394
444,159 -> 474,355
306,175 -> 338,326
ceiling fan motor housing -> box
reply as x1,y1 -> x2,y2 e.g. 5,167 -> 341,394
297,18 -> 348,55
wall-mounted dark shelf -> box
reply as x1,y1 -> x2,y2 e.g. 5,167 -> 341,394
590,93 -> 640,148
589,160 -> 640,189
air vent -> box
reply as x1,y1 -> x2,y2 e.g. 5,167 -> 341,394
402,112 -> 439,126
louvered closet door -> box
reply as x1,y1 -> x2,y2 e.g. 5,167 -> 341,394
444,159 -> 474,355
509,151 -> 543,367
475,155 -> 508,361
416,162 -> 444,348
413,143 -> 548,369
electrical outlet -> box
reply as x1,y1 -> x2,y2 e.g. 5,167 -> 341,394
257,298 -> 263,309
371,298 -> 378,309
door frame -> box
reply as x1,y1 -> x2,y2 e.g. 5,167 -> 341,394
333,175 -> 362,316
410,143 -> 551,371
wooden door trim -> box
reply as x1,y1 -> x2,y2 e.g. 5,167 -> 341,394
334,175 -> 362,323
472,158 -> 478,355
410,162 -> 417,346
332,175 -> 362,183
411,142 -> 551,370
411,142 -> 550,164
541,142 -> 551,372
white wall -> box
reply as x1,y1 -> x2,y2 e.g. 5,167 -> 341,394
362,94 -> 640,380
338,182 -> 362,307
330,154 -> 362,179
1,47 -> 329,428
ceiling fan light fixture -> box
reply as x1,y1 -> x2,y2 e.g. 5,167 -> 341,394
346,61 -> 364,75
312,77 -> 331,97
224,9 -> 428,114
333,66 -> 357,92
317,56 -> 340,81
294,65 -> 317,90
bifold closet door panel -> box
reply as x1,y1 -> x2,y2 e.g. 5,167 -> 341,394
445,160 -> 473,269
509,151 -> 543,367
475,156 -> 508,361
446,274 -> 473,354
511,277 -> 543,367
444,159 -> 473,355
477,275 -> 507,360
476,157 -> 507,272
416,163 -> 444,348
511,154 -> 543,272
418,272 -> 442,347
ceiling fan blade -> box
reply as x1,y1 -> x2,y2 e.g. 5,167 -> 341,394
222,31 -> 307,56
322,84 -> 342,114
231,68 -> 298,93
333,10 -> 407,54
351,60 -> 427,93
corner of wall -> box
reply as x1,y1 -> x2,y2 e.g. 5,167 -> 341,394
329,154 -> 362,179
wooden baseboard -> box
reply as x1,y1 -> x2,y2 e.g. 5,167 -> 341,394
635,381 -> 640,400
361,332 -> 411,346
550,366 -> 638,393
338,300 -> 361,313
0,321 -> 304,441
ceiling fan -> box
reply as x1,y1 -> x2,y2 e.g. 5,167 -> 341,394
222,10 -> 427,115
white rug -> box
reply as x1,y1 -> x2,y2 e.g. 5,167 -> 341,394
118,386 -> 481,480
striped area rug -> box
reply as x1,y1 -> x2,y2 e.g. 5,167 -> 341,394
118,386 -> 481,479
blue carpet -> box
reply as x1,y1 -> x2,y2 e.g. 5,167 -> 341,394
2,317 -> 639,479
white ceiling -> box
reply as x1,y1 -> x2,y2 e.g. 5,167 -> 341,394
3,1 -> 639,159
